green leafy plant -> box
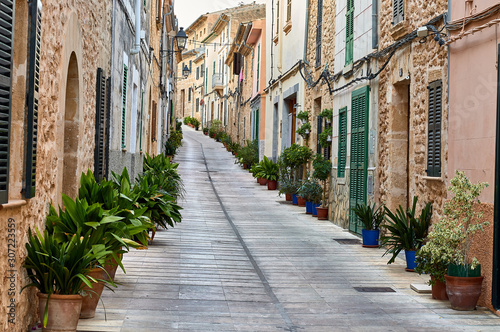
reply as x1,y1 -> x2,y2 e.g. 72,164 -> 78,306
236,139 -> 258,167
183,116 -> 192,125
281,144 -> 313,181
22,227 -> 116,327
202,127 -> 209,134
209,119 -> 223,138
297,176 -> 322,204
319,108 -> 333,119
351,203 -> 385,230
380,197 -> 433,264
175,119 -> 182,132
143,153 -> 184,199
416,171 -> 489,277
250,163 -> 264,179
296,122 -> 311,139
297,110 -> 310,121
312,154 -> 331,208
415,249 -> 449,285
318,127 -> 333,147
260,156 -> 279,181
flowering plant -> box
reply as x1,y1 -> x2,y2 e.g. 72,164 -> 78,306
416,171 -> 488,279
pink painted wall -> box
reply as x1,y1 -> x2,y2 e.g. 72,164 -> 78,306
448,0 -> 500,203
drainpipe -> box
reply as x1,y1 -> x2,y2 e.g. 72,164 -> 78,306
131,0 -> 141,54
303,0 -> 310,63
372,0 -> 378,49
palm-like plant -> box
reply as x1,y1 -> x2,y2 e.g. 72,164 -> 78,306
260,156 -> 279,181
351,203 -> 385,230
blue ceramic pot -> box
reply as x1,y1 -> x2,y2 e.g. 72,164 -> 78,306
292,194 -> 298,205
405,250 -> 417,271
305,201 -> 313,214
312,203 -> 321,216
361,229 -> 379,247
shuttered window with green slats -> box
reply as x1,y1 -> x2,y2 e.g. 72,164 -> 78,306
393,0 -> 405,25
121,64 -> 128,149
345,0 -> 354,65
0,0 -> 15,204
349,86 -> 369,234
94,68 -> 106,181
427,80 -> 442,177
338,107 -> 347,178
25,0 -> 41,198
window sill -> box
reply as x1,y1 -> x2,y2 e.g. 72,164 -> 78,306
121,148 -> 127,152
422,176 -> 443,182
337,177 -> 346,185
391,20 -> 410,41
283,21 -> 292,35
0,200 -> 28,211
273,34 -> 279,45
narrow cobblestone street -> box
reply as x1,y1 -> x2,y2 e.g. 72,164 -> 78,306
77,128 -> 500,332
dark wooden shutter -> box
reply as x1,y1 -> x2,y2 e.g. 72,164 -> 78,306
24,0 -> 41,199
105,77 -> 111,179
393,0 -> 404,24
0,0 -> 15,204
345,0 -> 354,65
316,0 -> 323,67
152,101 -> 157,142
349,86 -> 369,234
338,107 -> 347,178
427,80 -> 442,177
121,64 -> 128,149
94,68 -> 106,181
287,0 -> 291,22
316,115 -> 322,154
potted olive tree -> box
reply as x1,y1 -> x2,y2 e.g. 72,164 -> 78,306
297,176 -> 323,214
351,202 -> 385,247
312,154 -> 332,220
421,171 -> 488,310
380,197 -> 432,271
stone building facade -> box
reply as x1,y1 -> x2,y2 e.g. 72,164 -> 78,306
0,0 -> 112,330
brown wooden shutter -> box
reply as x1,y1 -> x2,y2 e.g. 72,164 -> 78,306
0,0 -> 15,203
94,68 -> 106,181
152,101 -> 157,142
427,80 -> 442,177
25,0 -> 41,198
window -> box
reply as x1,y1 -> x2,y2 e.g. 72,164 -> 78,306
25,0 -> 42,198
121,64 -> 128,149
188,88 -> 191,102
196,98 -> 199,112
287,0 -> 291,22
213,61 -> 215,75
316,0 -> 323,67
276,1 -> 280,35
189,60 -> 192,75
151,101 -> 157,142
345,0 -> 354,65
201,64 -> 204,77
427,80 -> 442,177
196,67 -> 200,80
338,107 -> 347,177
94,68 -> 107,182
393,0 -> 405,25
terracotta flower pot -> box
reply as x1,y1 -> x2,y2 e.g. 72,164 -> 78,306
37,293 -> 82,332
297,196 -> 306,207
431,275 -> 448,300
445,275 -> 484,310
258,177 -> 267,185
285,193 -> 293,201
267,180 -> 277,190
316,207 -> 328,220
80,268 -> 106,319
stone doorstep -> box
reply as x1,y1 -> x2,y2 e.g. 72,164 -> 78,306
410,283 -> 432,294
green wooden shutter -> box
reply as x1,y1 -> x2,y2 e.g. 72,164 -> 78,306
393,0 -> 405,25
121,64 -> 128,149
104,77 -> 111,179
0,0 -> 15,204
316,0 -> 323,67
25,0 -> 41,198
345,0 -> 354,65
139,90 -> 144,152
94,68 -> 106,181
317,115 -> 322,154
427,80 -> 442,177
338,107 -> 347,178
349,86 -> 369,234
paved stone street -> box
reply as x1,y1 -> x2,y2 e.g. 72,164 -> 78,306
77,128 -> 500,332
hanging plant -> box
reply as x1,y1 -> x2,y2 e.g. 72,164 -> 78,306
318,127 -> 332,147
319,108 -> 333,123
297,110 -> 310,121
297,122 -> 311,139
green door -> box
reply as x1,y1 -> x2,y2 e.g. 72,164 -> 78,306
349,86 -> 369,234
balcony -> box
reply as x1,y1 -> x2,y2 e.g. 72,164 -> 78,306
212,73 -> 223,97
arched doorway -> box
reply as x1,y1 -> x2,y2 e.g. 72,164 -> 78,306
62,52 -> 79,198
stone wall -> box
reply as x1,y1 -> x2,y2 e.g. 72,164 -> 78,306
377,0 -> 448,216
0,1 -> 112,331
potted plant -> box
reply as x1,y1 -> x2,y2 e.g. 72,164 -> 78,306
297,110 -> 310,123
250,163 -> 266,185
351,202 -> 385,247
260,156 -> 279,190
22,227 -> 115,331
281,143 -> 313,183
312,154 -> 332,220
203,127 -> 209,135
278,177 -> 300,202
296,122 -> 311,139
297,177 -> 323,214
236,140 -> 258,169
421,171 -> 488,310
380,197 -> 432,271
415,249 -> 449,300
